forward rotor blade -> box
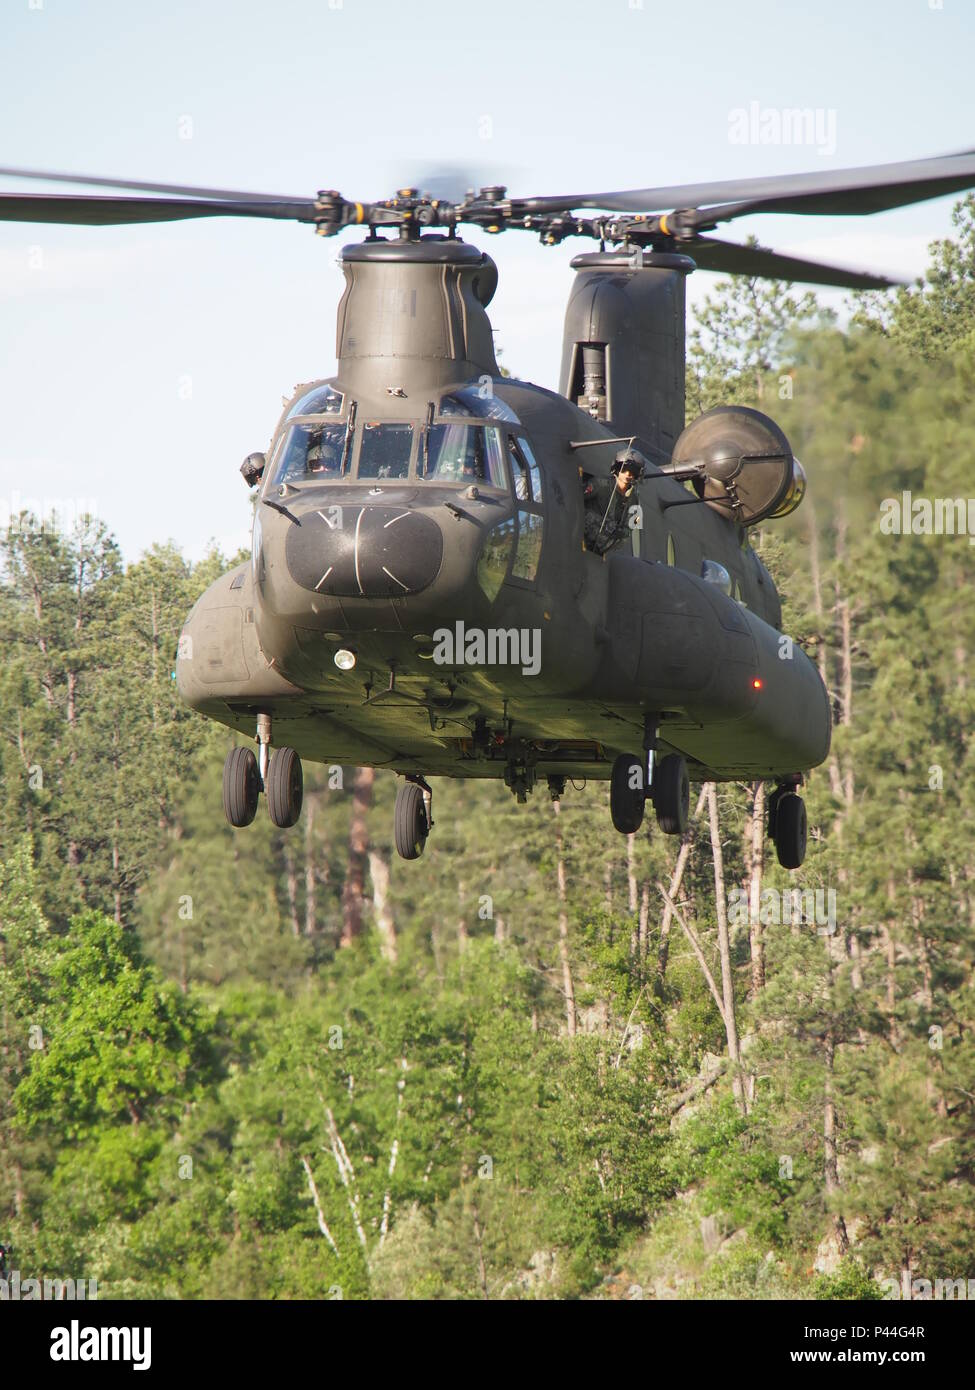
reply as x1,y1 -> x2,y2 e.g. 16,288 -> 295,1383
0,164 -> 308,203
0,193 -> 318,226
514,150 -> 975,221
689,235 -> 904,290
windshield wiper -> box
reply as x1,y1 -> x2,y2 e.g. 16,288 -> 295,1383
263,498 -> 301,525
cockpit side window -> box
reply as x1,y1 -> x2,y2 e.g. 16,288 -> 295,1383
510,436 -> 543,503
421,424 -> 506,487
269,422 -> 348,486
508,437 -> 531,501
357,422 -> 414,480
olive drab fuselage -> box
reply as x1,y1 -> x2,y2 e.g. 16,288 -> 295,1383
176,236 -> 830,790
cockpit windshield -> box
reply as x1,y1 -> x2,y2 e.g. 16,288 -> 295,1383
270,422 -> 347,486
358,422 -> 414,480
420,424 -> 507,487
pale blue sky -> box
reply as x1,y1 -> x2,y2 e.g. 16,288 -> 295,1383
1,0 -> 972,559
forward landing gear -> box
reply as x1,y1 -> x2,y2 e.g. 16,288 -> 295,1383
768,780 -> 807,869
394,777 -> 432,860
222,713 -> 303,829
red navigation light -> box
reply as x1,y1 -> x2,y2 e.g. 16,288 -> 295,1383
752,677 -> 763,690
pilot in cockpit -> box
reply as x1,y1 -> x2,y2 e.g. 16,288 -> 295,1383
305,425 -> 345,478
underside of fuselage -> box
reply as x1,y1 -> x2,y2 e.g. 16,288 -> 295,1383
177,548 -> 830,788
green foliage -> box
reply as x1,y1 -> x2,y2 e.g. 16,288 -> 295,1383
15,910 -> 216,1138
1,200 -> 974,1298
686,248 -> 834,417
812,1257 -> 885,1301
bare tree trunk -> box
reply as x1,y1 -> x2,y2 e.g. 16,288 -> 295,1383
341,766 -> 374,947
457,880 -> 468,952
430,920 -> 444,983
627,833 -> 638,914
368,846 -> 397,962
747,780 -> 766,998
284,842 -> 300,938
553,800 -> 576,1037
303,792 -> 317,938
472,1199 -> 490,1300
656,786 -> 708,980
881,921 -> 898,1049
657,882 -> 727,1026
708,783 -> 746,1111
823,1028 -> 850,1255
379,1057 -> 407,1245
807,499 -> 830,690
627,833 -> 639,956
807,500 -> 844,807
638,880 -> 650,962
300,1156 -> 340,1254
324,1102 -> 367,1248
834,510 -> 856,811
112,815 -> 122,925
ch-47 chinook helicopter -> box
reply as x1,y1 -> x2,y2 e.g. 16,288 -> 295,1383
5,152 -> 975,867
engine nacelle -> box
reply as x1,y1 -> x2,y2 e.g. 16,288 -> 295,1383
673,404 -> 805,525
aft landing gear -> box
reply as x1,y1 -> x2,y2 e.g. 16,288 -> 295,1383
652,753 -> 690,835
266,746 -> 303,828
768,780 -> 807,869
609,746 -> 689,836
222,713 -> 304,830
610,754 -> 645,833
394,777 -> 432,860
223,746 -> 260,827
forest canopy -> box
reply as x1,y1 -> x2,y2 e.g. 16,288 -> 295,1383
1,200 -> 974,1300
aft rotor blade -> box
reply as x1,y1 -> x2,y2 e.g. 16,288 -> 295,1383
689,235 -> 905,290
0,164 -> 308,203
513,151 -> 975,220
0,193 -> 318,226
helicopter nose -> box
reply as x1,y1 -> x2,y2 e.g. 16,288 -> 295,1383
284,504 -> 444,598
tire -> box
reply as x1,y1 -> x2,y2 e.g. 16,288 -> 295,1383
394,782 -> 428,860
653,754 -> 690,835
223,746 -> 260,828
610,753 -> 645,835
266,746 -> 303,828
774,792 -> 807,869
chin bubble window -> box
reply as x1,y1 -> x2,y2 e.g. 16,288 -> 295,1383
357,422 -> 414,480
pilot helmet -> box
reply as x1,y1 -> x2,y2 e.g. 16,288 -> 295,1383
612,448 -> 646,479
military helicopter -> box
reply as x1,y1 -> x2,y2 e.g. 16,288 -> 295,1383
4,152 -> 975,867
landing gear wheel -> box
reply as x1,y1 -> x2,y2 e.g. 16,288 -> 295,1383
652,753 -> 690,835
394,781 -> 428,860
774,793 -> 807,869
610,753 -> 645,834
266,747 -> 303,828
223,746 -> 260,828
